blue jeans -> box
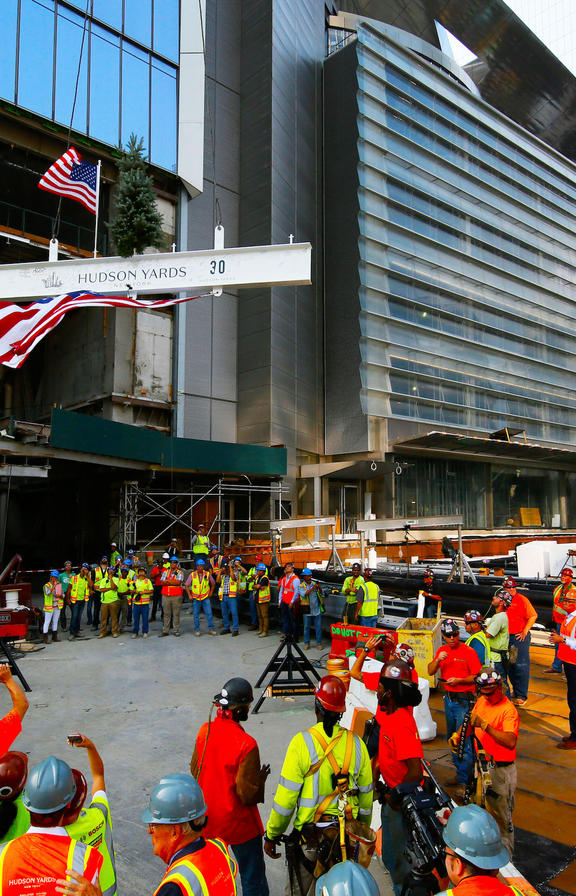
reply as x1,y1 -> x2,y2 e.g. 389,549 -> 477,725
494,660 -> 511,697
86,593 -> 100,627
444,693 -> 474,783
508,633 -> 531,700
221,596 -> 239,632
231,835 -> 269,896
381,802 -> 409,896
281,602 -> 297,638
69,601 -> 85,636
553,623 -> 563,672
248,591 -> 258,626
304,613 -> 322,645
192,597 -> 214,631
358,615 -> 378,628
132,604 -> 149,634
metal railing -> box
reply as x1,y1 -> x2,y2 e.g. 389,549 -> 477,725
0,199 -> 106,256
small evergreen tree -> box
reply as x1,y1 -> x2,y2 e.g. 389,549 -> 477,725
110,134 -> 164,256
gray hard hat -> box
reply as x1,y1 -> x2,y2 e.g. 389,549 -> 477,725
443,805 -> 510,870
315,861 -> 379,896
22,756 -> 76,814
141,774 -> 207,825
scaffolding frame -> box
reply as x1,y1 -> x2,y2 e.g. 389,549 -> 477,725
118,478 -> 290,554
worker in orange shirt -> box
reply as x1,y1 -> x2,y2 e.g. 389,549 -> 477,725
547,568 -> 576,674
469,668 -> 519,855
550,588 -> 576,749
502,577 -> 537,707
0,665 -> 28,757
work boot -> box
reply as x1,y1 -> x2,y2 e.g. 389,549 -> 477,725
209,629 -> 217,636
43,633 -> 49,644
220,629 -> 231,635
52,632 -> 60,642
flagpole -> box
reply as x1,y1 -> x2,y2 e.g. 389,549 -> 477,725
93,160 -> 102,258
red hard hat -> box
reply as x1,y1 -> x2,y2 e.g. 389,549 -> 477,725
0,751 -> 28,800
464,610 -> 483,625
62,768 -> 88,824
503,577 -> 516,589
561,568 -> 573,578
394,643 -> 415,666
380,660 -> 414,683
315,675 -> 347,713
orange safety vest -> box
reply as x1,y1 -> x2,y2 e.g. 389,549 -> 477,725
553,583 -> 576,625
279,574 -> 298,605
161,570 -> 184,597
558,611 -> 576,665
0,830 -> 103,894
152,838 -> 237,896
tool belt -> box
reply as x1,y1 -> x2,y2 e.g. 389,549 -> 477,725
298,818 -> 376,876
445,692 -> 474,703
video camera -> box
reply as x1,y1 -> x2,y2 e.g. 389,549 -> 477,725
395,760 -> 455,896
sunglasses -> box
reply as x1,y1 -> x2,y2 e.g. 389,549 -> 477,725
443,633 -> 459,639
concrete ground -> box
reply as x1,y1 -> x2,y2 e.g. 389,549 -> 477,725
6,607 -> 394,896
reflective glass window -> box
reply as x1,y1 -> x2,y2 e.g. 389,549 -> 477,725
90,24 -> 120,147
55,6 -> 88,133
121,42 -> 150,151
0,0 -> 18,102
153,0 -> 179,61
150,59 -> 177,170
92,0 -> 122,30
18,0 -> 55,117
124,0 -> 152,48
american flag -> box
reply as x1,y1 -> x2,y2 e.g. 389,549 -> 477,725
38,147 -> 99,214
0,292 -> 205,369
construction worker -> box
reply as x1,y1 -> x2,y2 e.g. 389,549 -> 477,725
356,570 -> 379,628
208,544 -> 225,575
485,590 -> 511,694
300,569 -> 324,650
502,577 -> 537,707
342,564 -> 364,624
374,660 -> 423,895
191,523 -> 210,566
264,675 -> 373,895
315,861 -> 379,896
550,587 -> 576,749
90,557 -> 111,632
464,610 -> 491,665
253,563 -> 271,637
436,804 -> 515,896
0,756 -> 103,891
67,563 -> 93,641
190,677 -> 270,896
150,553 -> 170,622
421,568 -> 442,618
110,543 -> 121,567
64,733 -> 117,896
59,561 -> 74,632
185,559 -> 217,637
0,665 -> 28,755
43,570 -> 63,643
0,751 -> 29,843
132,566 -> 154,638
160,556 -> 185,637
215,557 -> 241,637
547,568 -> 576,674
114,564 -> 134,634
142,773 -> 237,895
246,555 -> 265,631
278,562 -> 300,640
428,619 -> 481,786
466,668 -> 518,854
98,565 -> 120,640
165,537 -> 181,558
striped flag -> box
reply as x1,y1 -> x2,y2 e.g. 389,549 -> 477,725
0,292 -> 206,369
38,147 -> 99,214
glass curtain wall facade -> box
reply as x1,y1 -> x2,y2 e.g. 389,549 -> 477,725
324,21 -> 576,455
1,0 -> 178,171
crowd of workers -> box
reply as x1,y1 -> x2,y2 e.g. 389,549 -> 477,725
1,544 -> 574,895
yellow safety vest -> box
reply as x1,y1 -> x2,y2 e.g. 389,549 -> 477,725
218,577 -> 238,599
255,575 -> 270,603
193,534 -> 210,555
43,583 -> 63,611
358,580 -> 379,618
343,575 -> 365,604
70,575 -> 91,603
266,722 -> 373,840
466,630 -> 491,664
133,578 -> 153,605
189,573 -> 211,600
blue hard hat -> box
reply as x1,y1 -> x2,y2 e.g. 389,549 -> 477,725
256,563 -> 266,571
23,757 -> 76,814
50,570 -> 60,578
210,544 -> 218,550
128,549 -> 134,555
100,556 -> 108,562
315,862 -> 379,896
170,556 -> 179,563
195,559 -> 206,566
234,556 -> 242,562
443,805 -> 510,869
142,774 -> 207,825
302,568 -> 312,576
81,563 -> 90,570
123,559 -> 132,567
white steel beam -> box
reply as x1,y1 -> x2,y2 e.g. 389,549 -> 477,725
356,515 -> 464,531
270,516 -> 336,531
0,242 -> 312,301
